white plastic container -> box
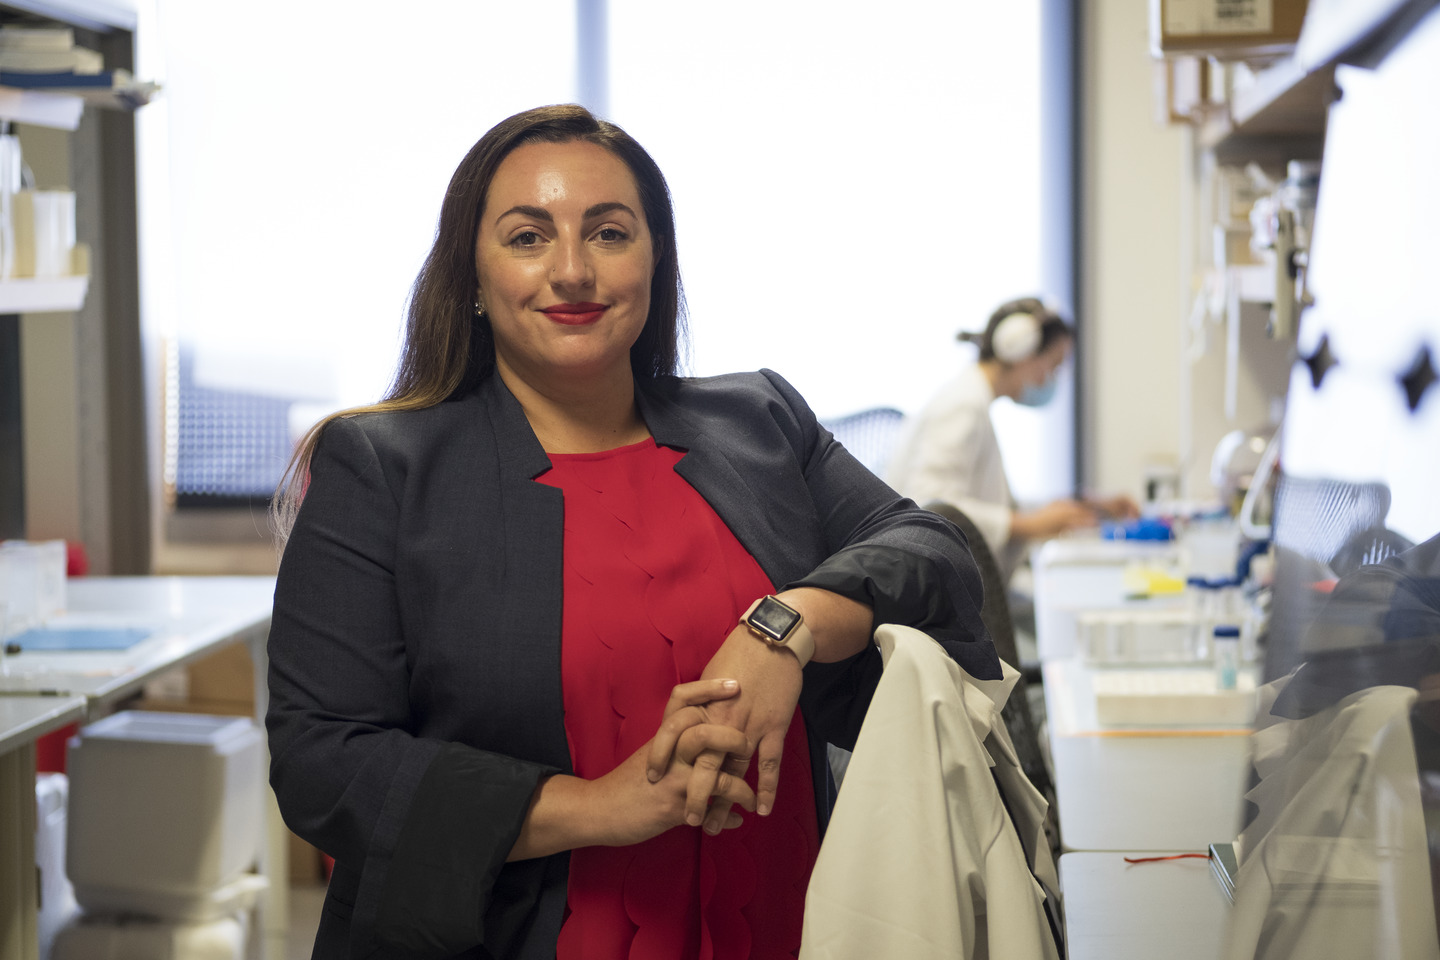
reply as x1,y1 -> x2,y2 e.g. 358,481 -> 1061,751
0,538 -> 66,636
50,913 -> 248,960
37,772 -> 80,958
1078,608 -> 1202,665
66,711 -> 263,920
1092,669 -> 1257,726
1032,537 -> 1185,660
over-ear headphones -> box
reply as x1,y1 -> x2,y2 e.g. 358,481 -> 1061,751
990,311 -> 1043,364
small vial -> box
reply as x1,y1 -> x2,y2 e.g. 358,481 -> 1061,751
1214,625 -> 1241,691
1186,576 -> 1213,660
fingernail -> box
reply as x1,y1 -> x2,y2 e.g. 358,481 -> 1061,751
686,813 -> 701,827
720,679 -> 738,691
704,821 -> 721,836
647,769 -> 660,783
757,802 -> 771,816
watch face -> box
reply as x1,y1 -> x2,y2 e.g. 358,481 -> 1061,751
749,596 -> 801,643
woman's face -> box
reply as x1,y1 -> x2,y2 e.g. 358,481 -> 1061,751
1018,337 -> 1071,389
475,140 -> 655,391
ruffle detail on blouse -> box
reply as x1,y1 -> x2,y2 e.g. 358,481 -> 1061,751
538,439 -> 818,960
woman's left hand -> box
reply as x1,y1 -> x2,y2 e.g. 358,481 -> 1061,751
655,588 -> 874,835
691,621 -> 805,828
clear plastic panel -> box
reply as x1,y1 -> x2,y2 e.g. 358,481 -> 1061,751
1226,8 -> 1440,957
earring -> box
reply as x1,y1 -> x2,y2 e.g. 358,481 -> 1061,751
474,299 -> 486,318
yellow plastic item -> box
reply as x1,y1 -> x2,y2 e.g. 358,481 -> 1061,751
1121,566 -> 1187,597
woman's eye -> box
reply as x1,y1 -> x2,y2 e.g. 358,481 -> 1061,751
511,231 -> 542,247
595,227 -> 627,243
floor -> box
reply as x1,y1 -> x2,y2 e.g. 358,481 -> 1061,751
284,883 -> 325,960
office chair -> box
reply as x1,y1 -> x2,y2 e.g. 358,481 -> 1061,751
819,407 -> 906,477
922,500 -> 1058,840
1272,476 -> 1410,577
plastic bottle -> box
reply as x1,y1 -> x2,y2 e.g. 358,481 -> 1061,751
1214,625 -> 1241,691
1186,576 -> 1214,660
1214,577 -> 1243,634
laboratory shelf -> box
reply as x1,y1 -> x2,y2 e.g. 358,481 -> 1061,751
1201,57 -> 1334,164
0,274 -> 88,313
0,84 -> 83,130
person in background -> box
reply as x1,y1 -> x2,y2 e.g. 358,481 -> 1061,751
265,104 -> 997,960
886,296 -> 1138,580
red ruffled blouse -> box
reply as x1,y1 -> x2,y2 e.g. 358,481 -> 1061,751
536,438 -> 819,960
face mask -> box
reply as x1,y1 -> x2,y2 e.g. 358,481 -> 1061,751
1017,377 -> 1058,408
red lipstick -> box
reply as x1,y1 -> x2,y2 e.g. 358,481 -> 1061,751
541,302 -> 607,325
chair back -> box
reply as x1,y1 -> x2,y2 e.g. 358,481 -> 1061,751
923,499 -> 1057,827
819,407 -> 906,477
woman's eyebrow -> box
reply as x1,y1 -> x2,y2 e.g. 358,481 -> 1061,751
584,201 -> 637,219
493,201 -> 637,224
495,204 -> 552,224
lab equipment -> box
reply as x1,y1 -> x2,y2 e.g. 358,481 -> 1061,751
1102,517 -> 1174,541
1091,667 -> 1256,726
1078,608 -> 1202,665
65,711 -> 265,921
1186,576 -> 1217,659
1213,625 -> 1240,691
0,539 -> 66,636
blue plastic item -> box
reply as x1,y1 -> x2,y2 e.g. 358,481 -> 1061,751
1101,517 -> 1174,541
7,627 -> 151,652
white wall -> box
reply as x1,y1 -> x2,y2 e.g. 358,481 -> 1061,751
1082,0 -> 1189,503
1082,2 -> 1299,507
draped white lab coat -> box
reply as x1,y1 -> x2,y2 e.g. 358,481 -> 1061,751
800,624 -> 1061,960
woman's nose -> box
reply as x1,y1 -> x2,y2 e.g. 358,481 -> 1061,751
549,235 -> 594,289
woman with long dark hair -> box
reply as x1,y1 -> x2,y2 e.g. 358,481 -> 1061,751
267,104 -> 997,959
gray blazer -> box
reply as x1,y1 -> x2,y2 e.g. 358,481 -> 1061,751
267,369 -> 995,960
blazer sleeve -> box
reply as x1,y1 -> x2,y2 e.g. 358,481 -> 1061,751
267,415 -> 559,958
753,370 -> 1000,748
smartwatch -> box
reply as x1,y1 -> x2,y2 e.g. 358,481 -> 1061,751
741,595 -> 815,667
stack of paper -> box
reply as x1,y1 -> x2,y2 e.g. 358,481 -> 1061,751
0,27 -> 102,74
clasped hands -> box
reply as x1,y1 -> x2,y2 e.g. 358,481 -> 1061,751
643,619 -> 806,836
512,589 -> 866,860
585,617 -> 806,850
634,587 -> 870,840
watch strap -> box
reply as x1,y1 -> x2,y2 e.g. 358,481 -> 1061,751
742,595 -> 814,667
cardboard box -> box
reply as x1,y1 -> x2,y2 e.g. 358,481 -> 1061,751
1151,0 -> 1309,59
187,641 -> 256,708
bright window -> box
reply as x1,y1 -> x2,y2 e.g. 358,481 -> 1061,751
134,1 -> 1061,517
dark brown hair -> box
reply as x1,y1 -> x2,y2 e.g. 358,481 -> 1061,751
272,104 -> 687,539
958,296 -> 1074,364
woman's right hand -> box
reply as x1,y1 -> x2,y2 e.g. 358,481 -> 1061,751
1012,498 -> 1098,540
509,679 -> 757,860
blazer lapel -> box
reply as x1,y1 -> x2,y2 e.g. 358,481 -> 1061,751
638,382 -> 817,591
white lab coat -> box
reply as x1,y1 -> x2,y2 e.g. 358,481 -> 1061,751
886,365 -> 1025,578
799,624 -> 1061,960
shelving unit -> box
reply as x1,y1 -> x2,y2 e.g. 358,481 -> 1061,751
0,60 -> 155,314
1201,56 -> 1335,164
0,270 -> 85,311
0,0 -> 154,566
0,82 -> 81,127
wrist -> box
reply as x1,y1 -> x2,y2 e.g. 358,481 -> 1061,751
772,587 -> 873,663
741,595 -> 815,666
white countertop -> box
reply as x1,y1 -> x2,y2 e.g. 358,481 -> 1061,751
0,575 -> 275,709
1061,851 -> 1230,960
1044,658 -> 1253,853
